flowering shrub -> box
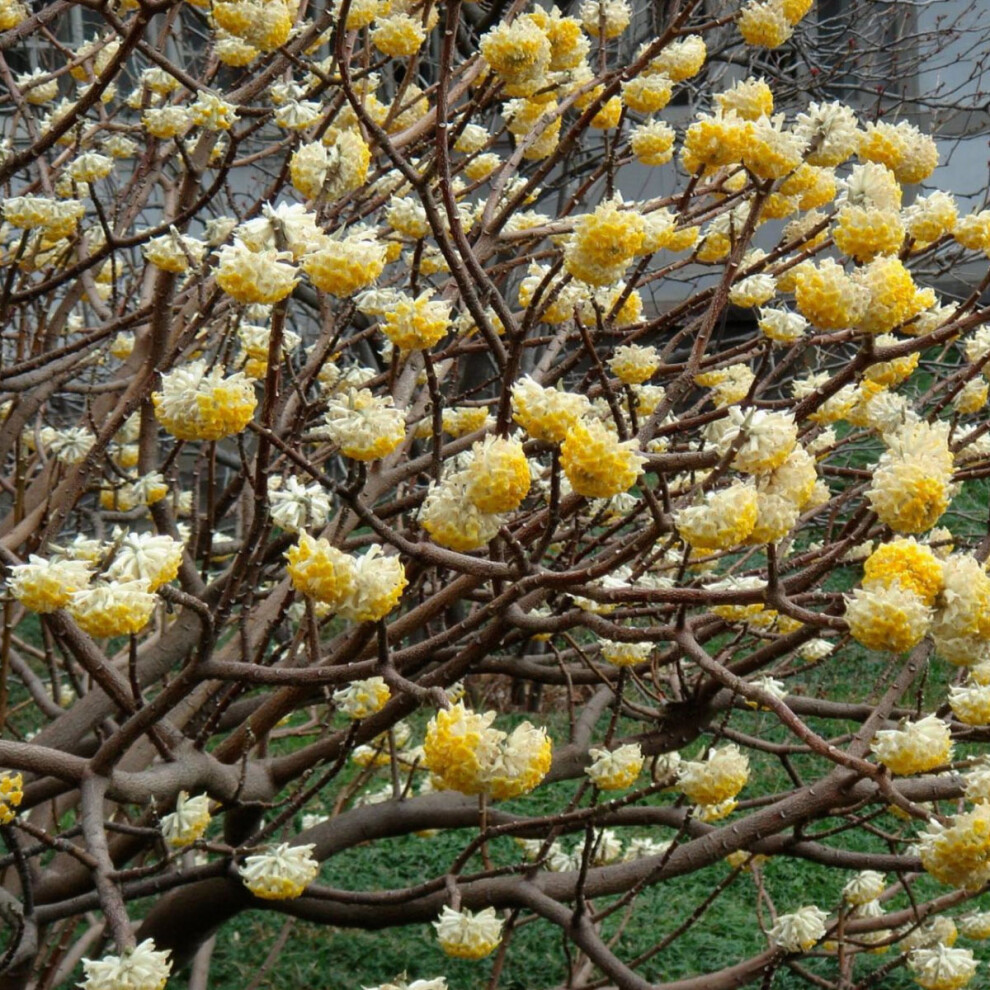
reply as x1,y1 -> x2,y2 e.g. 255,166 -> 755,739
3,1 -> 990,989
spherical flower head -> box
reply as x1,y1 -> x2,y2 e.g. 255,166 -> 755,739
324,388 -> 406,461
675,482 -> 759,551
423,702 -> 504,795
464,436 -> 531,513
953,379 -> 988,415
152,361 -> 257,442
863,538 -> 943,606
240,842 -> 319,900
794,258 -> 869,330
0,772 -> 24,826
715,407 -> 797,474
143,229 -> 208,274
160,791 -> 211,848
738,0 -> 794,49
758,308 -> 808,345
954,211 -> 990,255
908,946 -> 978,990
696,362 -> 756,407
216,241 -> 297,304
142,106 -> 193,140
842,869 -> 886,906
8,555 -> 92,613
931,554 -> 990,653
215,32 -> 259,66
338,545 -> 407,622
285,534 -> 356,608
290,141 -> 330,199
544,8 -> 589,69
728,273 -> 777,309
214,0 -> 292,50
768,906 -> 828,952
560,419 -> 645,498
480,15 -> 551,85
853,256 -> 928,334
419,475 -> 503,552
621,73 -> 673,115
845,583 -> 931,654
69,580 -> 156,638
868,453 -> 952,535
488,722 -> 552,799
872,713 -> 952,775
598,639 -> 652,666
608,344 -> 661,385
371,13 -> 426,57
919,802 -> 990,890
904,191 -> 958,246
957,912 -> 990,941
948,682 -> 990,726
743,115 -> 804,180
630,119 -> 676,166
106,533 -> 183,592
302,229 -> 386,298
80,939 -> 172,990
586,743 -> 643,790
564,199 -> 646,286
682,111 -> 752,172
333,676 -> 391,719
678,743 -> 750,805
834,205 -> 905,262
579,0 -> 630,37
382,291 -> 450,352
511,376 -> 591,443
268,476 -> 332,534
434,906 -> 504,960
715,77 -> 774,119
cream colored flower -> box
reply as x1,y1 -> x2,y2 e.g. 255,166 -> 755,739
434,906 -> 503,960
160,792 -> 211,848
333,677 -> 390,719
768,905 -> 828,952
586,744 -> 644,790
80,939 -> 172,990
106,533 -> 183,591
871,714 -> 952,775
239,843 -> 320,899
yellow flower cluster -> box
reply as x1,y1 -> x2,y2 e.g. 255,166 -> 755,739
382,291 -> 451,352
239,843 -> 320,900
213,0 -> 292,51
333,677 -> 391,719
160,792 -> 211,849
152,361 -> 257,441
678,744 -> 749,808
423,702 -> 552,799
871,714 -> 952,775
464,437 -> 531,513
286,536 -> 406,622
9,555 -> 93,613
675,482 -> 759,551
69,581 -> 157,638
845,583 -> 932,654
323,387 -> 406,461
918,802 -> 990,890
80,939 -> 172,990
586,744 -> 644,790
0,772 -> 24,826
302,229 -> 387,297
563,199 -> 646,286
862,538 -> 943,606
867,421 -> 954,534
434,906 -> 504,960
511,376 -> 591,443
559,419 -> 645,498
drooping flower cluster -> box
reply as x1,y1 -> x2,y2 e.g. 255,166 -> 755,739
423,702 -> 552,800
286,537 -> 407,622
239,843 -> 320,900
